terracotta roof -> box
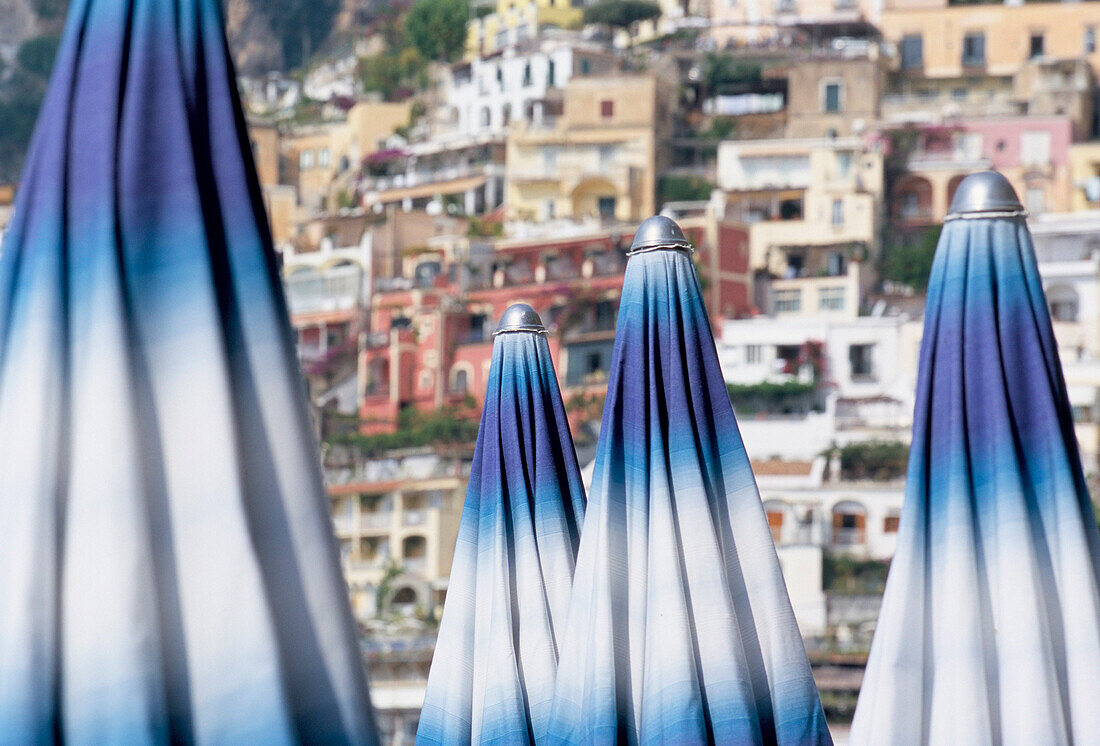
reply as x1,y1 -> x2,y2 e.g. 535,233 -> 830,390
751,459 -> 814,476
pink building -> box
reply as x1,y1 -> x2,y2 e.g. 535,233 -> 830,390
881,115 -> 1074,225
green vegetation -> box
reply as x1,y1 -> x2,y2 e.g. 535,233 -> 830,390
406,0 -> 470,62
823,554 -> 890,595
358,3 -> 431,100
881,225 -> 941,292
0,35 -> 63,183
658,175 -> 714,203
257,0 -> 341,69
34,0 -> 68,19
583,0 -> 661,31
333,400 -> 479,456
836,440 -> 909,482
701,55 -> 762,94
727,380 -> 817,415
16,34 -> 60,77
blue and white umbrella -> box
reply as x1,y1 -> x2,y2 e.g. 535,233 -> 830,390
851,171 -> 1100,744
418,304 -> 587,744
546,217 -> 830,745
0,0 -> 377,741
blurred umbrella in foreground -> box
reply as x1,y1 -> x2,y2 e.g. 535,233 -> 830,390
546,217 -> 830,745
851,171 -> 1100,744
0,0 -> 377,742
418,304 -> 587,744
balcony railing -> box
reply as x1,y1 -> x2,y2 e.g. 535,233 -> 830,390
403,510 -> 427,527
403,557 -> 427,572
362,512 -> 393,530
832,527 -> 866,546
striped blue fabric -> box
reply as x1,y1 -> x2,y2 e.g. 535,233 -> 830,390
0,0 -> 378,742
546,248 -> 831,745
851,213 -> 1100,744
418,329 -> 586,745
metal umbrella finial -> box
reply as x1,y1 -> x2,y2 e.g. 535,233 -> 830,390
946,170 -> 1026,221
628,215 -> 695,256
494,303 -> 547,336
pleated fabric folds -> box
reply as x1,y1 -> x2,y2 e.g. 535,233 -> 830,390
0,0 -> 378,742
850,214 -> 1100,744
417,327 -> 587,745
546,248 -> 830,745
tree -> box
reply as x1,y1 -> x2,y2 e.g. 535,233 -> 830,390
16,35 -> 61,78
405,0 -> 469,63
881,225 -> 941,292
583,0 -> 661,31
257,0 -> 341,69
702,54 -> 762,95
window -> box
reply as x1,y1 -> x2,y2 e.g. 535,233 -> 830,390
597,196 -> 616,217
745,344 -> 763,364
580,58 -> 591,75
951,87 -> 968,101
1048,284 -> 1079,322
773,289 -> 802,313
884,515 -> 900,533
962,32 -> 985,67
900,35 -> 923,70
1030,32 -> 1045,60
548,60 -> 556,86
600,99 -> 614,118
480,107 -> 491,127
1026,186 -> 1046,215
318,148 -> 331,168
1086,27 -> 1096,55
849,344 -> 875,379
299,149 -> 314,169
831,198 -> 844,227
822,82 -> 842,113
1021,130 -> 1051,167
451,367 -> 468,394
523,63 -> 532,87
819,286 -> 846,311
598,144 -> 615,165
827,251 -> 846,277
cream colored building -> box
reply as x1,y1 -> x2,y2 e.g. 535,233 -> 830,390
327,451 -> 468,621
467,0 -> 583,58
708,0 -> 882,49
713,137 -> 883,277
878,1 -> 1100,81
505,75 -> 664,223
1070,142 -> 1100,213
284,100 -> 412,211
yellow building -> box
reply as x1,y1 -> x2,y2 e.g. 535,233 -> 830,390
327,451 -> 468,621
708,0 -> 882,49
1070,142 -> 1100,212
505,75 -> 664,223
715,137 -> 884,277
248,121 -> 281,187
284,100 -> 412,211
467,0 -> 584,58
879,2 -> 1100,80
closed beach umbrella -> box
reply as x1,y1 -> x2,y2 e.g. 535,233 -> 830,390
546,217 -> 830,745
851,171 -> 1100,744
418,304 -> 587,744
0,0 -> 377,742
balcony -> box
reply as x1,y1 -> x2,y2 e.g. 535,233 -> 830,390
403,510 -> 427,527
285,265 -> 365,316
361,512 -> 394,531
832,527 -> 866,546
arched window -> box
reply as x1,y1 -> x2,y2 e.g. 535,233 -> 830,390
1047,284 -> 1079,322
831,501 -> 867,546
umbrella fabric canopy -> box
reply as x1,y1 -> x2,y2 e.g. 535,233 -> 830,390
851,171 -> 1100,744
0,0 -> 377,742
546,217 -> 830,745
418,305 -> 587,744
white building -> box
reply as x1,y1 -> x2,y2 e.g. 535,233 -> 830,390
720,313 -> 924,460
441,38 -> 618,139
1029,211 -> 1100,473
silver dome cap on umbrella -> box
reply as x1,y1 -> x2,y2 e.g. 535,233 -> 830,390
628,215 -> 695,255
494,303 -> 548,335
946,170 -> 1026,220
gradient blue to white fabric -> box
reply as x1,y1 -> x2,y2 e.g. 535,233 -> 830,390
851,210 -> 1100,744
417,326 -> 587,745
0,0 -> 378,742
546,248 -> 830,745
